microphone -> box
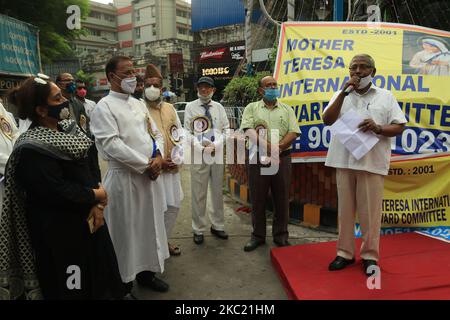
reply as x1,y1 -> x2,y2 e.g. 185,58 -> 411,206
344,85 -> 354,95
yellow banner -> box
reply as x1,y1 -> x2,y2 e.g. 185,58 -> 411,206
382,154 -> 450,227
274,22 -> 450,162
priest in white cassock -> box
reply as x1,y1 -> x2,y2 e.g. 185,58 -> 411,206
0,102 -> 19,210
90,55 -> 170,298
143,64 -> 184,256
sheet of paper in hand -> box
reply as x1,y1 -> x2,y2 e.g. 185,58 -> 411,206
329,110 -> 379,160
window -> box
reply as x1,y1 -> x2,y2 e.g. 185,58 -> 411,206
177,27 -> 187,35
89,11 -> 101,19
135,27 -> 141,39
104,14 -> 115,22
177,9 -> 189,18
135,9 -> 140,22
88,28 -> 101,37
152,24 -> 156,36
151,6 -> 155,17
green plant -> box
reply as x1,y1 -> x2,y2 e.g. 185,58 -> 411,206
75,70 -> 95,90
268,46 -> 278,72
222,71 -> 271,107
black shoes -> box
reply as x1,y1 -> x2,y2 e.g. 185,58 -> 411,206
147,276 -> 169,292
363,259 -> 378,276
328,257 -> 379,276
136,272 -> 169,292
193,234 -> 204,244
210,227 -> 228,239
194,227 -> 228,244
274,240 -> 291,247
244,239 -> 265,252
122,293 -> 138,300
328,256 -> 356,271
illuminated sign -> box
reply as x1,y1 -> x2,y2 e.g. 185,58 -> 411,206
200,48 -> 226,61
201,66 -> 230,76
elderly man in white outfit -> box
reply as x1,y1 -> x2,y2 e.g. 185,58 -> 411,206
0,102 -> 19,212
184,77 -> 230,245
323,54 -> 407,276
143,64 -> 184,256
90,56 -> 170,297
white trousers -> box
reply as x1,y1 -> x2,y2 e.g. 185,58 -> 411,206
190,163 -> 225,235
164,205 -> 179,239
336,168 -> 384,261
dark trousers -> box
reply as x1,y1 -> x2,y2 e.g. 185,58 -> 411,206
248,154 -> 292,242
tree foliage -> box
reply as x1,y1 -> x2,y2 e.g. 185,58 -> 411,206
0,0 -> 90,64
222,72 -> 271,107
75,70 -> 95,90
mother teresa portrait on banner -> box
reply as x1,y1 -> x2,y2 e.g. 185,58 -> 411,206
409,37 -> 450,76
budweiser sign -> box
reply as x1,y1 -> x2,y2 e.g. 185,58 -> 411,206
200,48 -> 226,61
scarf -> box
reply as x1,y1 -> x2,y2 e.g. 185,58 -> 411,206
0,120 -> 93,300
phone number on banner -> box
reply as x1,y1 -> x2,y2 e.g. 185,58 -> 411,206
292,124 -> 450,160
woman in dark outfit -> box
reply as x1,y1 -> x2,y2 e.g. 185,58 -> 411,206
0,75 -> 126,300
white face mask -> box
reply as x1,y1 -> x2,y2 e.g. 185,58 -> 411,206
145,85 -> 161,101
198,92 -> 213,104
358,74 -> 373,89
113,74 -> 137,94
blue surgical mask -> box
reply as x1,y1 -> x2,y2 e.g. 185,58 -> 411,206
66,82 -> 76,94
263,88 -> 279,101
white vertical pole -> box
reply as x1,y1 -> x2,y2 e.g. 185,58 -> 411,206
287,0 -> 295,21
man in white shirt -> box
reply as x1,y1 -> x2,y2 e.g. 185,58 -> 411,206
0,102 -> 19,211
322,54 -> 407,276
184,77 -> 230,245
90,55 -> 169,297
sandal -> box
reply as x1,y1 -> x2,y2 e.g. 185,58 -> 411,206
168,243 -> 181,256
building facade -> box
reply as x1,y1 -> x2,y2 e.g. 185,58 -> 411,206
73,1 -> 118,62
191,0 -> 274,98
71,0 -> 193,100
115,0 -> 193,84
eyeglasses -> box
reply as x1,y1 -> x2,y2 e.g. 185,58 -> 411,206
34,73 -> 50,85
349,64 -> 373,71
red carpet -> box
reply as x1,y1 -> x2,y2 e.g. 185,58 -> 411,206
271,233 -> 450,300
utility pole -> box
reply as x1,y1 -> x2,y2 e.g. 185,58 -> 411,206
287,0 -> 295,21
333,0 -> 344,21
245,0 -> 254,75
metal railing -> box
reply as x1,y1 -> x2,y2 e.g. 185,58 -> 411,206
224,106 -> 245,130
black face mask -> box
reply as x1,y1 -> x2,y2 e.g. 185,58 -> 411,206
46,100 -> 70,121
132,90 -> 143,99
